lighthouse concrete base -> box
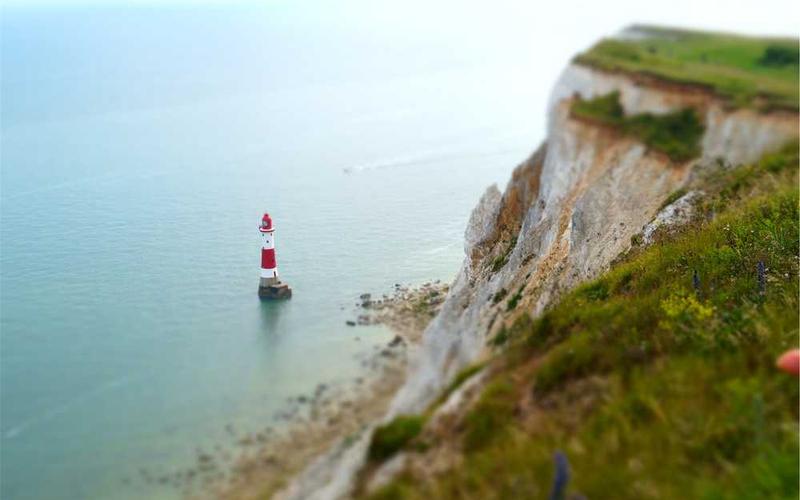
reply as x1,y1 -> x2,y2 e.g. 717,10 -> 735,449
258,282 -> 292,300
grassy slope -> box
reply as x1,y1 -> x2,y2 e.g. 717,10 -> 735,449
573,26 -> 799,110
365,143 -> 799,500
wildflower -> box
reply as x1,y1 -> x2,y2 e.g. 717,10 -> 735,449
549,451 -> 571,500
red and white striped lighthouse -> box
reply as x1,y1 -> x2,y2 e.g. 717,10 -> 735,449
258,213 -> 291,299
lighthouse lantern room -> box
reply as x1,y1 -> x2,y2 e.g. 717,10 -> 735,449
258,213 -> 292,299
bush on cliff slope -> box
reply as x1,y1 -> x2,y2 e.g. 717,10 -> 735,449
758,45 -> 800,67
571,91 -> 704,161
368,415 -> 427,462
365,143 -> 799,500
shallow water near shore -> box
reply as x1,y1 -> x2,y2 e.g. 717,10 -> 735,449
1,6 -> 542,500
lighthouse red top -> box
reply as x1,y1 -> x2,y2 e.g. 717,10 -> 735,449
259,213 -> 275,233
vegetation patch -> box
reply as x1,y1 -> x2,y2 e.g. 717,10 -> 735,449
578,280 -> 609,301
660,187 -> 688,209
491,288 -> 507,305
571,91 -> 704,161
491,314 -> 537,349
368,415 -> 427,462
758,44 -> 799,67
574,25 -> 799,110
534,332 -> 605,394
432,362 -> 487,410
489,326 -> 509,347
570,91 -> 624,123
490,236 -> 518,273
505,286 -> 524,311
712,141 -> 799,203
463,378 -> 517,452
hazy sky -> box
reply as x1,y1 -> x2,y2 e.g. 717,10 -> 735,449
5,0 -> 796,80
3,0 -> 798,126
4,0 -> 799,40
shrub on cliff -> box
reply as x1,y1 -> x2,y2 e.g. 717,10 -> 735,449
368,415 -> 426,462
571,92 -> 704,162
624,107 -> 704,161
570,91 -> 625,125
758,45 -> 799,67
463,378 -> 516,451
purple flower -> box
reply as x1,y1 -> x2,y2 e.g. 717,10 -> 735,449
549,450 -> 571,500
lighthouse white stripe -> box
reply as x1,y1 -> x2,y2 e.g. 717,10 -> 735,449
261,232 -> 275,249
260,268 -> 279,278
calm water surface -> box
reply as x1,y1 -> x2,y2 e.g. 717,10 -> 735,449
1,6 -> 543,499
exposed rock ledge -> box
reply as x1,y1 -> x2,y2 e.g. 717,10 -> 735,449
276,61 -> 799,500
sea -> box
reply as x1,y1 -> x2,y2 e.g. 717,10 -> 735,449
1,4 -> 546,499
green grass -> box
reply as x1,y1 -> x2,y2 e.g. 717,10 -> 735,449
368,415 -> 427,462
505,286 -> 524,312
431,362 -> 487,409
660,187 -> 689,209
571,91 -> 625,124
490,313 -> 536,349
462,378 -> 516,452
574,26 -> 799,110
571,91 -> 705,161
625,108 -> 705,161
491,288 -> 508,305
490,236 -> 517,273
363,143 -> 799,500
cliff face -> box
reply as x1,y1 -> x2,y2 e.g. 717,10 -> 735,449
389,62 -> 798,415
278,58 -> 798,499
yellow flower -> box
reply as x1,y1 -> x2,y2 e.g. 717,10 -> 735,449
661,294 -> 715,322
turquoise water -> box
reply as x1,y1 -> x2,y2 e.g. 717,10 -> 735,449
1,5 -> 542,499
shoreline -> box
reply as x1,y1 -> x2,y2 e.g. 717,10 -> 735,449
180,282 -> 449,500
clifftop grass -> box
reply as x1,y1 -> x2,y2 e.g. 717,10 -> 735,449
574,25 -> 799,110
571,91 -> 704,162
365,143 -> 799,500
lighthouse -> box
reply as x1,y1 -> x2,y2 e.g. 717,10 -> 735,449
258,213 -> 292,299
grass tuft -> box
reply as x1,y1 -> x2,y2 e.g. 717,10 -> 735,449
505,287 -> 524,311
432,362 -> 487,410
368,415 -> 427,462
490,237 -> 518,273
463,379 -> 517,452
660,187 -> 688,209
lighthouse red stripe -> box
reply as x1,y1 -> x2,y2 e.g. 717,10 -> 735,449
261,248 -> 277,269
